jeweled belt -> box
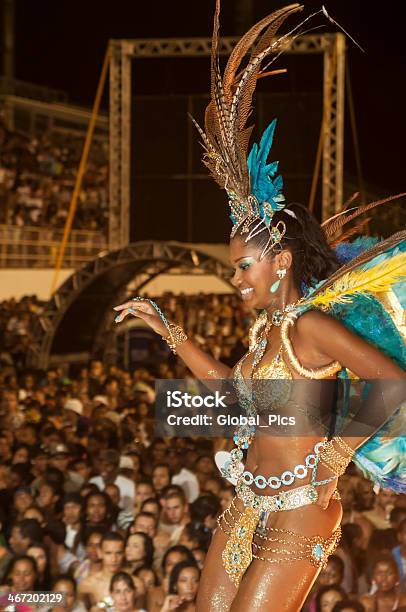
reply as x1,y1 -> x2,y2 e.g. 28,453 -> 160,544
235,478 -> 319,516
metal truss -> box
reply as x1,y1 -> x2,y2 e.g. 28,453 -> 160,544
322,34 -> 345,219
27,241 -> 234,369
109,33 -> 345,248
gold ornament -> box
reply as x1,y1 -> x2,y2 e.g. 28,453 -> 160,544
162,323 -> 188,354
280,314 -> 342,379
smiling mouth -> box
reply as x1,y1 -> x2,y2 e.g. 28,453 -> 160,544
240,288 -> 254,299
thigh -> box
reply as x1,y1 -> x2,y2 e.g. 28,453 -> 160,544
196,525 -> 237,612
230,499 -> 343,612
230,557 -> 320,612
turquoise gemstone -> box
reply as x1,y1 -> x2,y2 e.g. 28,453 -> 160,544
313,543 -> 324,561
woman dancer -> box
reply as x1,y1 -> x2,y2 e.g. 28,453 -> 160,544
114,3 -> 406,610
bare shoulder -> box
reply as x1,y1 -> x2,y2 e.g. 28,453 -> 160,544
293,309 -> 342,344
295,309 -> 336,332
77,572 -> 97,592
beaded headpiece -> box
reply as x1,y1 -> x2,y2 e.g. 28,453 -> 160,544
191,1 -> 303,258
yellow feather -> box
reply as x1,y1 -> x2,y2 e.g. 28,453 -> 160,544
304,252 -> 406,309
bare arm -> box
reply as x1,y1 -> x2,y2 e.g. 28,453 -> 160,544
113,299 -> 232,379
171,337 -> 232,379
297,310 -> 406,452
292,310 -> 405,508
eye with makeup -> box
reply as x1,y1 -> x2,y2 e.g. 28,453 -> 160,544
226,260 -> 254,279
239,261 -> 253,271
232,258 -> 256,274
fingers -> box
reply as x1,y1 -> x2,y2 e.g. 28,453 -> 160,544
113,300 -> 136,311
114,307 -> 151,323
315,493 -> 333,510
113,299 -> 156,316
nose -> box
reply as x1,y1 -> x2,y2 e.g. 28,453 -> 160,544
231,269 -> 242,288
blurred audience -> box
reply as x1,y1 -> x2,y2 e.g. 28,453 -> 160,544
0,291 -> 405,611
0,113 -> 108,231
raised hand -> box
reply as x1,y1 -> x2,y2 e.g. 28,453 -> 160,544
113,298 -> 169,337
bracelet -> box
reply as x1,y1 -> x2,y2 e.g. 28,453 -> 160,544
162,323 -> 188,354
131,297 -> 170,326
130,297 -> 187,354
334,436 -> 354,460
318,439 -> 352,477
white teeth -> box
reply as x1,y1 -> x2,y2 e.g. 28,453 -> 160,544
241,288 -> 253,296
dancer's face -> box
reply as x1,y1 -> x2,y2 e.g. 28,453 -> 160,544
229,237 -> 290,310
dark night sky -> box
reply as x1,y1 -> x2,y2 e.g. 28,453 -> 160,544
8,0 -> 406,193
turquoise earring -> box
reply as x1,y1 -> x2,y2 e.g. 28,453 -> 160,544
270,279 -> 280,293
269,268 -> 286,293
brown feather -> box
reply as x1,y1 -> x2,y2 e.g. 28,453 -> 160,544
251,6 -> 302,58
329,217 -> 371,247
323,193 -> 406,238
222,4 -> 301,101
233,6 -> 303,131
192,1 -> 306,208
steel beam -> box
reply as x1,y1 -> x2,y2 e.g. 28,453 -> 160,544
109,33 -> 345,245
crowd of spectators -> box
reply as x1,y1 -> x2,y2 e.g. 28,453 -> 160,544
0,293 -> 405,611
0,293 -> 252,377
0,295 -> 45,375
0,110 -> 108,232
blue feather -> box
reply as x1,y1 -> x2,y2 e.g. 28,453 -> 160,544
329,237 -> 406,492
247,119 -> 285,211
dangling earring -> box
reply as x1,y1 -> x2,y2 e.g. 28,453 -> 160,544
270,269 -> 286,293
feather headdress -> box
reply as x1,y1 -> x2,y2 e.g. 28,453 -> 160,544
191,1 -> 305,258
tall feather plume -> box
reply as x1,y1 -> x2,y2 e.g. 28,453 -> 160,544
222,7 -> 295,91
304,230 -> 406,301
300,252 -> 406,310
231,6 -> 302,132
191,0 -> 303,206
223,5 -> 300,108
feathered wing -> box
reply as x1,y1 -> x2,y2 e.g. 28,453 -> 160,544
301,252 -> 406,310
301,230 -> 406,306
303,233 -> 406,493
329,217 -> 371,248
